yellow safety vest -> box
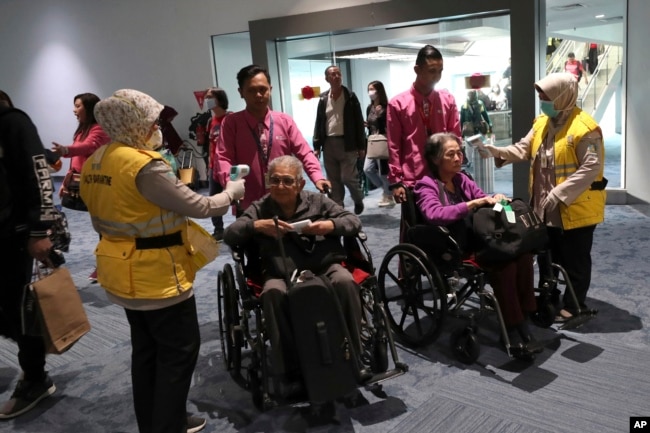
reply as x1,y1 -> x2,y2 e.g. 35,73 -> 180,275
80,143 -> 195,299
530,108 -> 606,230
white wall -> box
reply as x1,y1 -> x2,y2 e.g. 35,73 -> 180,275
0,0 -> 387,171
625,0 -> 649,202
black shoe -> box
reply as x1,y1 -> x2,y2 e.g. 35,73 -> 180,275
212,229 -> 224,242
308,400 -> 338,424
354,202 -> 364,215
520,334 -> 544,354
0,374 -> 55,419
509,343 -> 536,362
187,415 -> 206,433
359,367 -> 373,383
517,321 -> 544,354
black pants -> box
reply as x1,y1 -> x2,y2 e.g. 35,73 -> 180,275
545,225 -> 596,313
208,171 -> 223,231
0,233 -> 47,382
125,296 -> 201,433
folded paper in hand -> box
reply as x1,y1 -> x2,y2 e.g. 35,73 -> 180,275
187,219 -> 219,270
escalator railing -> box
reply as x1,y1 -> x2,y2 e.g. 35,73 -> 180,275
577,45 -> 622,118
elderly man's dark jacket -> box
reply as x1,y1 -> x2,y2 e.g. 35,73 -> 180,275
312,87 -> 366,154
224,190 -> 361,278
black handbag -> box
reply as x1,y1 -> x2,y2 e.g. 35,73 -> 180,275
60,170 -> 87,212
472,198 -> 548,263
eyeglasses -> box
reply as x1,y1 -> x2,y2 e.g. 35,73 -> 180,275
269,175 -> 298,187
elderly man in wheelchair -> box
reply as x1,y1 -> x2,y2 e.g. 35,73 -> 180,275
223,155 -> 379,407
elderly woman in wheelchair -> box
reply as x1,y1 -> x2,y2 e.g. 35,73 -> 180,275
222,155 -> 406,411
382,132 -> 544,362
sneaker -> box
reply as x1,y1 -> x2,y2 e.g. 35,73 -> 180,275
88,268 -> 98,282
0,374 -> 56,419
212,228 -> 224,242
187,415 -> 206,433
377,195 -> 395,208
354,202 -> 364,215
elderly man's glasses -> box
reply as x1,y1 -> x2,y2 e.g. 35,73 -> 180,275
269,175 -> 297,187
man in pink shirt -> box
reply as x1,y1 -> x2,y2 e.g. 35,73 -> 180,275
216,65 -> 330,211
387,45 -> 461,204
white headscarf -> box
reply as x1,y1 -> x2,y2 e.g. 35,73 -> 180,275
94,89 -> 164,148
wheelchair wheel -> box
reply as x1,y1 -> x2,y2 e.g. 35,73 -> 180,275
450,326 -> 480,364
218,264 -> 243,376
378,244 -> 448,346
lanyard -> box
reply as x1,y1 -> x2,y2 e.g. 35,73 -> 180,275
249,115 -> 274,166
418,98 -> 432,136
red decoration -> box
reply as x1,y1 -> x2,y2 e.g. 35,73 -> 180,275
301,86 -> 315,100
468,73 -> 488,89
193,90 -> 205,110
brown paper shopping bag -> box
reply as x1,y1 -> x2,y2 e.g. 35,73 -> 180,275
27,266 -> 91,354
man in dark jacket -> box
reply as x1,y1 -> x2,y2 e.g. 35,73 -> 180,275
313,65 -> 366,214
0,99 -> 57,419
224,155 -> 364,394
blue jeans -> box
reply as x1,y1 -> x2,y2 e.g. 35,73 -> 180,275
208,169 -> 223,232
363,157 -> 390,196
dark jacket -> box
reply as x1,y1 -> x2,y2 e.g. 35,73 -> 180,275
0,107 -> 55,238
224,190 -> 361,278
312,87 -> 366,153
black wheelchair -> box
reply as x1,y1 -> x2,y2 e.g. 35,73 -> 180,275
376,189 -> 592,364
217,232 -> 408,410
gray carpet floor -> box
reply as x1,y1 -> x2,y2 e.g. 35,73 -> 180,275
1,185 -> 649,433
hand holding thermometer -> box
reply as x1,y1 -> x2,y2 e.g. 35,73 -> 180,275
229,164 -> 249,216
230,164 -> 250,181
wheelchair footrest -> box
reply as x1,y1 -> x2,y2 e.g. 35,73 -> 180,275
364,365 -> 408,386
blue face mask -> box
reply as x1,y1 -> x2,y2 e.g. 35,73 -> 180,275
540,100 -> 559,118
206,98 -> 217,110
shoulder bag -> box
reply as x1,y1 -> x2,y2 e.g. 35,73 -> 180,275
472,198 -> 548,263
366,134 -> 389,159
61,170 -> 88,212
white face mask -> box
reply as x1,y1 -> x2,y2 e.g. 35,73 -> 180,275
206,98 -> 217,110
368,90 -> 377,101
145,129 -> 163,150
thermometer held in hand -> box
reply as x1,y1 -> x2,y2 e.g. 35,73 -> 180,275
230,164 -> 250,181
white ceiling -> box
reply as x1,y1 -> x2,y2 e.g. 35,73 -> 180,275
546,0 -> 625,43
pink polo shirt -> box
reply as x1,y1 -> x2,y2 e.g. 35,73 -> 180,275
216,108 -> 325,210
387,84 -> 460,187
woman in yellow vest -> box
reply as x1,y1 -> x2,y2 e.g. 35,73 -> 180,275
80,89 -> 245,433
484,72 -> 605,323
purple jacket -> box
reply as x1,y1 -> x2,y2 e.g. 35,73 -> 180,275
414,172 -> 486,226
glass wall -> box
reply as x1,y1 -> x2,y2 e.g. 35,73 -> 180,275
270,15 -> 512,195
212,1 -> 626,196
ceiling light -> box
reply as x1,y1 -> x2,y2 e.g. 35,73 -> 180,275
337,46 -> 417,62
595,14 -> 605,19
599,15 -> 624,23
550,3 -> 585,12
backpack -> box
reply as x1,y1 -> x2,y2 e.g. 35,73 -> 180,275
188,111 -> 211,146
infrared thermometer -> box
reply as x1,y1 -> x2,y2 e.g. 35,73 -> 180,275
230,164 -> 250,181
